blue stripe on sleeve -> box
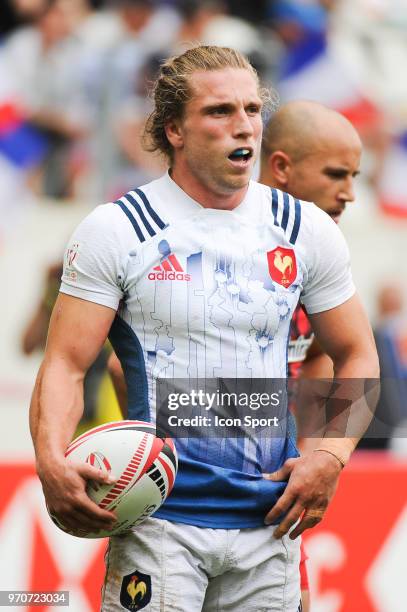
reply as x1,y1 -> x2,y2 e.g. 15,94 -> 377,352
271,188 -> 279,226
115,200 -> 146,242
125,192 -> 156,237
134,188 -> 167,230
281,192 -> 290,231
289,198 -> 301,244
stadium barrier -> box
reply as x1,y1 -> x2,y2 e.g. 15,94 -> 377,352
0,453 -> 406,612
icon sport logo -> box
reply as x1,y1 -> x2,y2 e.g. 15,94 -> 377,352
148,239 -> 191,281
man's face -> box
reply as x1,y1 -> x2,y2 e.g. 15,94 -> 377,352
286,137 -> 362,223
171,68 -> 263,197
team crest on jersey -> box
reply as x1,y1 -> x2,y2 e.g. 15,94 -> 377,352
120,570 -> 151,611
147,239 -> 191,281
267,247 -> 297,288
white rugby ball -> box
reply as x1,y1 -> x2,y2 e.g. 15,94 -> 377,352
48,420 -> 178,538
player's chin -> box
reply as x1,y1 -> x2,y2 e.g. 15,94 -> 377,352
223,174 -> 251,191
328,211 -> 343,224
225,164 -> 253,185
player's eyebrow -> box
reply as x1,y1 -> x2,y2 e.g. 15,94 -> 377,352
201,98 -> 263,115
323,166 -> 360,177
201,102 -> 234,114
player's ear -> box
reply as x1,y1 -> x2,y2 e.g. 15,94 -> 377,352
165,118 -> 184,150
269,151 -> 291,186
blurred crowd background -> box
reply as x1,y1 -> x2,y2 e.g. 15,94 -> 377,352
0,4 -> 406,609
1,0 -> 407,455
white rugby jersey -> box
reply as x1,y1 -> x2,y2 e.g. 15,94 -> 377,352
60,172 -> 355,528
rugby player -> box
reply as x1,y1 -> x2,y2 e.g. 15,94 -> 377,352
30,46 -> 378,611
260,99 -> 362,612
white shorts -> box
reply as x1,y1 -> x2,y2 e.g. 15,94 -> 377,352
101,517 -> 301,612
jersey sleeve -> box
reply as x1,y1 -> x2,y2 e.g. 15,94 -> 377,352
60,203 -> 133,310
300,205 -> 355,314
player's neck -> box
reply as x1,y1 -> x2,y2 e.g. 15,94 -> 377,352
169,166 -> 249,211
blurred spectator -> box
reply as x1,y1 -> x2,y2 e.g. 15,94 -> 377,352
171,1 -> 277,84
267,0 -> 329,46
1,0 -> 54,38
11,0 -> 49,21
0,0 -> 405,218
270,0 -> 397,203
21,262 -> 62,356
203,12 -> 264,59
56,0 -> 121,49
223,0 -> 268,24
90,0 -> 278,200
21,260 -> 121,430
359,283 -> 407,449
87,0 -> 180,200
377,131 -> 407,216
2,0 -> 92,197
1,1 -> 20,37
375,284 -> 407,426
328,0 -> 407,216
330,0 -> 407,117
173,0 -> 226,50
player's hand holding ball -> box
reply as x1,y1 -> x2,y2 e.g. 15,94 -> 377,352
45,420 -> 178,538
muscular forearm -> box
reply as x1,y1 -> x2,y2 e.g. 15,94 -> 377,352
296,351 -> 379,462
29,295 -> 118,532
295,353 -> 334,444
30,357 -> 85,475
30,357 -> 117,532
319,351 -> 380,461
301,352 -> 333,379
332,348 -> 379,379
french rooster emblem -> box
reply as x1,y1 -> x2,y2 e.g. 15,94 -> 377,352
267,247 -> 297,288
127,575 -> 147,605
120,570 -> 151,610
273,250 -> 293,280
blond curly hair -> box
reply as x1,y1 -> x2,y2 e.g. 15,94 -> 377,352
143,45 -> 273,163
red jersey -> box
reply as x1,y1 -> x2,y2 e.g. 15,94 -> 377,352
288,304 -> 314,378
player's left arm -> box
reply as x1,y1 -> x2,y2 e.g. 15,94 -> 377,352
265,199 -> 380,538
265,293 -> 379,538
309,292 -> 378,379
295,336 -> 334,453
300,336 -> 333,378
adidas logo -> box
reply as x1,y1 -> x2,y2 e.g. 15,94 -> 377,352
148,253 -> 191,281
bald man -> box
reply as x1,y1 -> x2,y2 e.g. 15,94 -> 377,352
260,99 -> 361,222
260,100 -> 362,378
259,100 -> 362,612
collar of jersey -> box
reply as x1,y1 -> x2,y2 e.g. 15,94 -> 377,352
159,171 -> 259,223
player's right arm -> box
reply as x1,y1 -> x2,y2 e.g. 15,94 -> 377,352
30,202 -> 134,533
30,293 -> 118,533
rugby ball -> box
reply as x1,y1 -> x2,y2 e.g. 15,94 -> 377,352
49,420 -> 178,538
